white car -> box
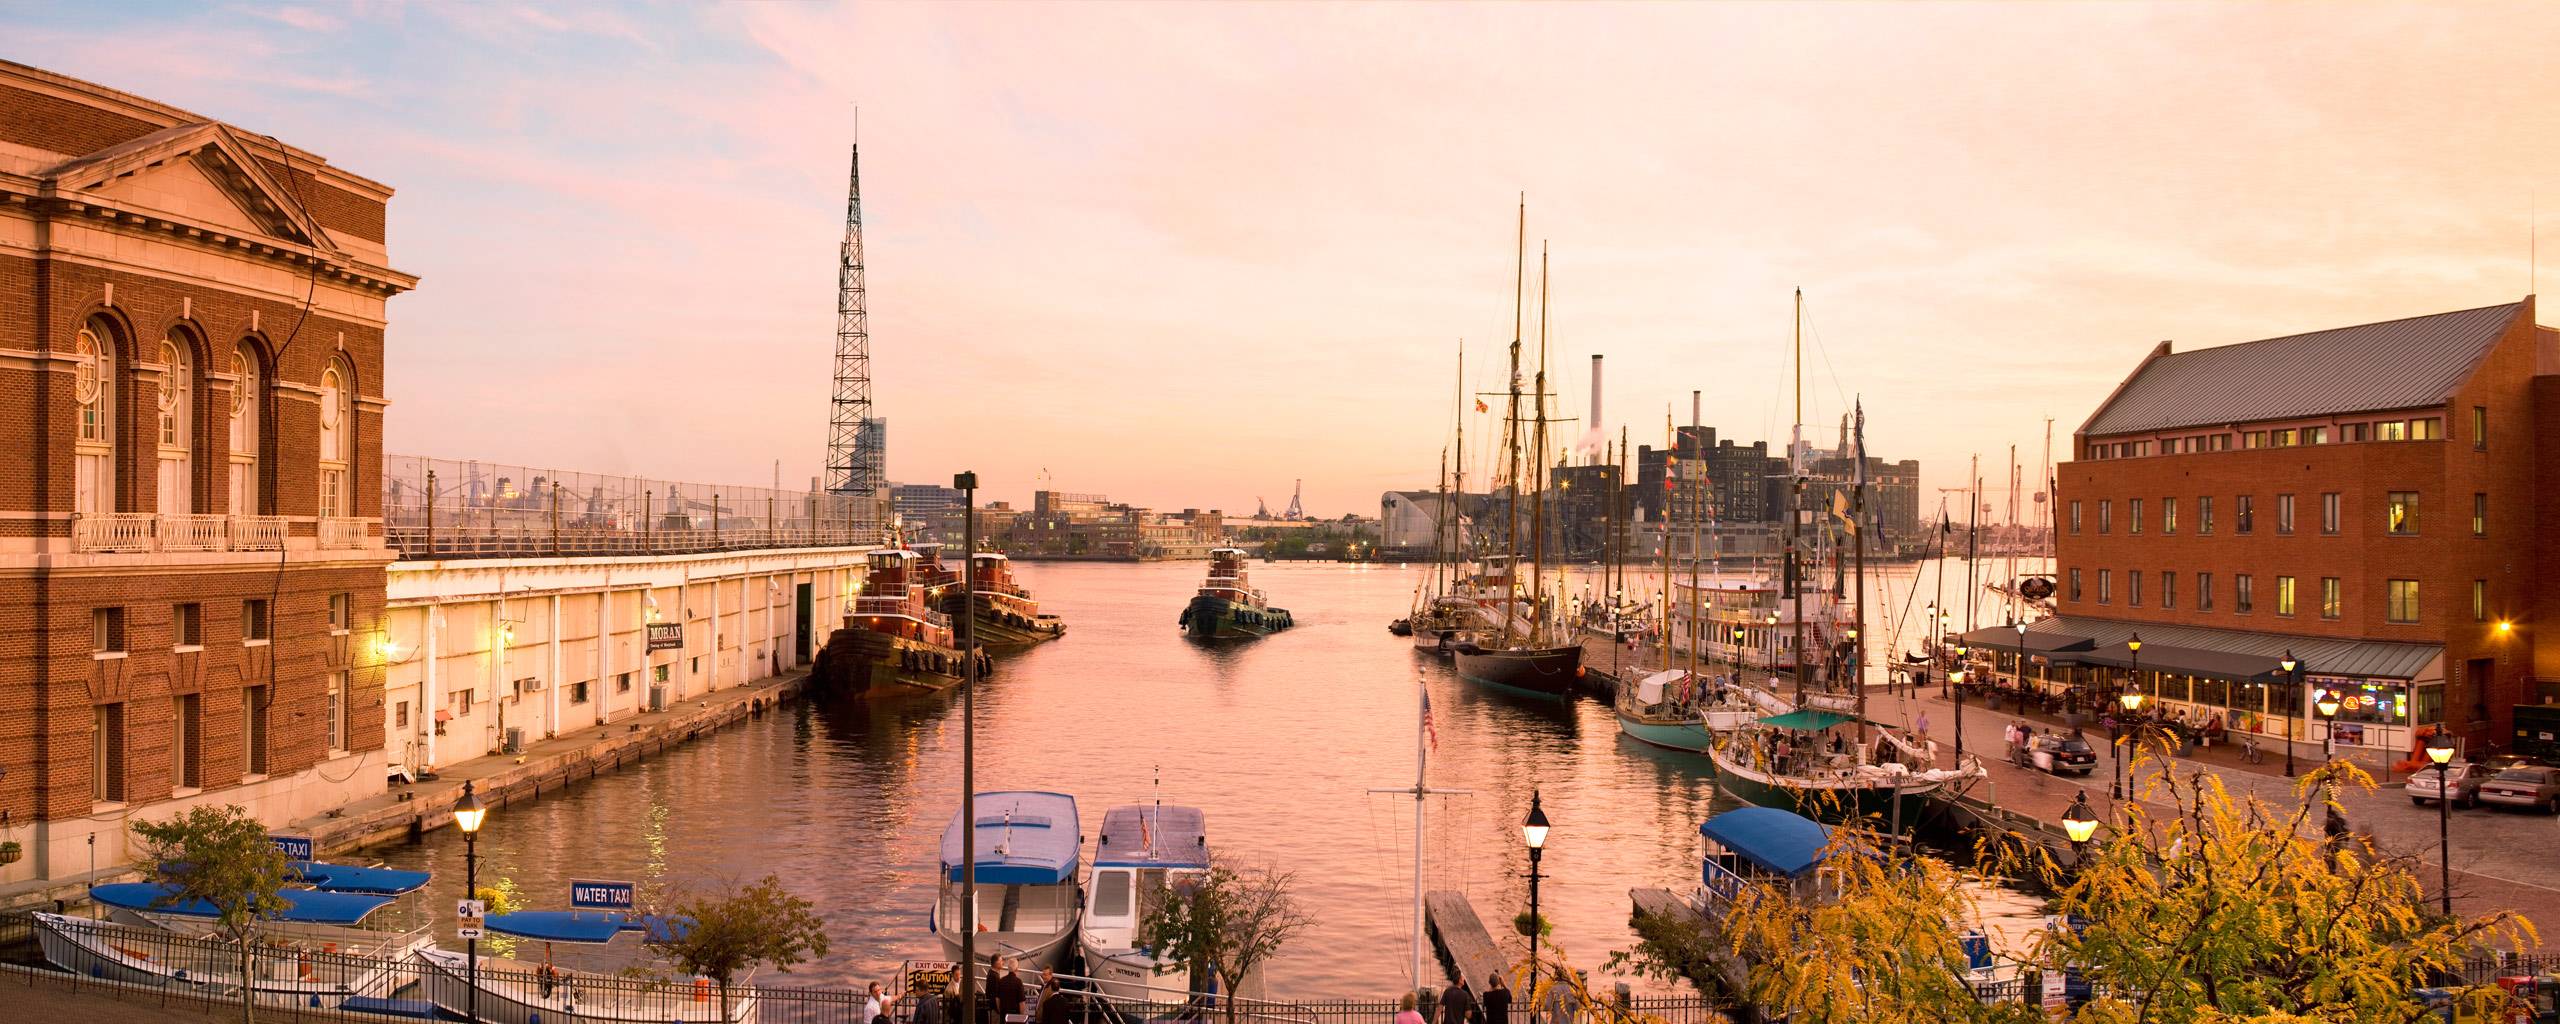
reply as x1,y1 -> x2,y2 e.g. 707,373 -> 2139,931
2406,762 -> 2489,807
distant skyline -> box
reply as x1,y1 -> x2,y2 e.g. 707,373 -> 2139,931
8,2 -> 2557,516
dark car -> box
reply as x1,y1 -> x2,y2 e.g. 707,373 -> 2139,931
2027,734 -> 2098,776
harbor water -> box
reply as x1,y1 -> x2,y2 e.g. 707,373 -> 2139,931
369,557 -> 2046,997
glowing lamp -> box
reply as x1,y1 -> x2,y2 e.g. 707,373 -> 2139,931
1521,791 -> 1550,850
453,780 -> 488,834
2425,728 -> 2457,766
2060,792 -> 2100,845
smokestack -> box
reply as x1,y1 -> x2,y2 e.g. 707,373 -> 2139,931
1589,355 -> 1605,441
1691,390 -> 1701,430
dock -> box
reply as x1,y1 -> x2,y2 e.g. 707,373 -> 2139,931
1424,890 -> 1513,991
1627,888 -> 1750,997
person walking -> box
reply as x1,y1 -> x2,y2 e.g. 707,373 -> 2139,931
1440,975 -> 1478,1024
1542,969 -> 1581,1024
1395,993 -> 1427,1024
1482,974 -> 1512,1024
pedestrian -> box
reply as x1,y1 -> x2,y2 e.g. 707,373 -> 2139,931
1483,974 -> 1512,1024
1395,993 -> 1427,1024
992,958 -> 1028,1024
1039,972 -> 1069,1024
864,982 -> 889,1024
1440,974 -> 1477,1024
912,985 -> 947,1024
1035,969 -> 1058,1024
1543,969 -> 1581,1024
1915,710 -> 1931,738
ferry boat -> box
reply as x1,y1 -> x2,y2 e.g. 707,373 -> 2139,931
932,791 -> 1084,971
937,553 -> 1067,649
1614,669 -> 1760,753
812,549 -> 990,697
1079,805 -> 1222,1002
1669,571 -> 1850,677
416,909 -> 750,1024
36,883 -> 432,1008
1179,549 -> 1294,639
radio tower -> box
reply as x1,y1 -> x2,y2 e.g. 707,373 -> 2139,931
824,137 -> 885,531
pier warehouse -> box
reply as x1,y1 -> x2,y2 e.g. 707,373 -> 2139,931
1970,299 -> 2560,767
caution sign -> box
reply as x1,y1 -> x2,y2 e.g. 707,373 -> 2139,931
904,960 -> 958,998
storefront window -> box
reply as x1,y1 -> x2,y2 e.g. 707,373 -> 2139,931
2312,677 -> 2408,726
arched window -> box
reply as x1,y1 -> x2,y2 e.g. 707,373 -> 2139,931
157,333 -> 194,516
318,361 -> 351,518
73,320 -> 117,515
229,342 -> 261,516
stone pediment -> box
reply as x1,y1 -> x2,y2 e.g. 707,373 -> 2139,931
39,122 -> 335,253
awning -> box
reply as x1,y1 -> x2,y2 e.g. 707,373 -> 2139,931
1757,710 -> 1852,732
485,910 -> 693,945
1956,625 -> 2094,655
91,882 -> 394,925
2069,642 -> 2279,681
1999,616 -> 2441,682
291,861 -> 432,896
1699,808 -> 1831,878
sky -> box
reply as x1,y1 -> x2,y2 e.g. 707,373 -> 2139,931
8,2 -> 2560,517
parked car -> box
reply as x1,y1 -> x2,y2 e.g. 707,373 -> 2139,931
2026,734 -> 2098,776
2476,765 -> 2560,813
2406,761 -> 2490,807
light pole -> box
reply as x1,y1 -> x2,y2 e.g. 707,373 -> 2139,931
2114,691 -> 2143,801
2125,633 -> 2142,709
1951,638 -> 1969,763
2426,728 -> 2457,917
2316,688 -> 2341,766
1521,791 -> 1550,985
2060,791 -> 2099,871
454,780 -> 489,1024
1731,625 -> 1746,689
2012,619 -> 2028,698
955,471 -> 980,1024
2279,651 -> 2300,778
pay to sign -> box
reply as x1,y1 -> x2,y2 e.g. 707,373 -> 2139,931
571,879 -> 636,910
456,898 -> 487,940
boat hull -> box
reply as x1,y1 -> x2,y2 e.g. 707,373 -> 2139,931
1180,595 -> 1292,640
1452,643 -> 1583,697
416,947 -> 755,1024
810,626 -> 979,697
930,918 -> 1075,973
1616,713 -> 1715,753
1708,745 -> 1937,825
936,596 -> 1068,649
33,912 -> 401,1007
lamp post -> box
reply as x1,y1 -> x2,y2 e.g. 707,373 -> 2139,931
1731,625 -> 1746,689
1521,791 -> 1550,984
2012,619 -> 2028,697
2426,728 -> 2457,917
2060,791 -> 2099,870
955,472 -> 980,1024
2279,651 -> 2300,777
2316,688 -> 2341,766
2125,633 -> 2143,709
2114,690 -> 2143,801
454,780 -> 489,1024
1952,637 -> 1969,763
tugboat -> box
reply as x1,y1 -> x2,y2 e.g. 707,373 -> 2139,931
1179,548 -> 1293,639
938,552 -> 1067,649
812,549 -> 991,697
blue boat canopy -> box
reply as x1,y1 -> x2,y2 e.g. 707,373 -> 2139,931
1699,808 -> 1832,878
1095,805 -> 1208,869
92,882 -> 394,925
1757,710 -> 1852,732
485,910 -> 694,945
941,791 -> 1081,885
290,861 -> 432,896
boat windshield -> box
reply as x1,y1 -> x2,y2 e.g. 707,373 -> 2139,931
1093,870 -> 1132,917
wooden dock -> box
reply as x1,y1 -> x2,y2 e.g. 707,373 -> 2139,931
1424,890 -> 1513,991
1627,887 -> 1750,998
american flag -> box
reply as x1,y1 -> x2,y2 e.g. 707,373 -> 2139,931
1422,689 -> 1440,752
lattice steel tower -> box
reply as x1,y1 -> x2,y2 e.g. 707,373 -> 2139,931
824,142 -> 884,528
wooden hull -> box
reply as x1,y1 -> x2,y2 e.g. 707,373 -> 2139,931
1707,743 -> 1938,825
1180,595 -> 1292,640
810,626 -> 981,697
1452,643 -> 1583,697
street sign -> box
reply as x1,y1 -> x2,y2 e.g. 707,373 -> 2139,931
271,835 -> 313,861
646,622 -> 684,652
456,897 -> 487,940
571,879 -> 636,910
457,925 -> 485,940
2041,969 -> 2066,1015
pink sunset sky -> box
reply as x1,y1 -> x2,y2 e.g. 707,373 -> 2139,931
11,2 -> 2560,516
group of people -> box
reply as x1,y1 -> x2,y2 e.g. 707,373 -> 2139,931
865,957 -> 1071,1024
1396,968 -> 1586,1024
2001,718 -> 2078,764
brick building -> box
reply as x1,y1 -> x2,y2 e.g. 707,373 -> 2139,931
1994,299 -> 2556,765
0,61 -> 414,886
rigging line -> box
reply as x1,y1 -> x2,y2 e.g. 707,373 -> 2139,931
1797,301 -> 1857,421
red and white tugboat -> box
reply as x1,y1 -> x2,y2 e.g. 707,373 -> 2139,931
938,552 -> 1067,649
813,549 -> 991,697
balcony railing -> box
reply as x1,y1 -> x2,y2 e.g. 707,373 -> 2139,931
318,517 -> 371,549
70,513 -> 298,553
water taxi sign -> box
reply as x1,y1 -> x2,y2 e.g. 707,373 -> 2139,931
271,835 -> 313,861
571,879 -> 636,909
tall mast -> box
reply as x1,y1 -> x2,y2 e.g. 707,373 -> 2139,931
1686,407 -> 1701,684
1368,673 -> 1469,995
1661,408 -> 1675,673
1434,448 -> 1449,599
1852,400 -> 1868,741
1790,288 -> 1809,707
2008,444 -> 2021,624
1501,197 -> 1525,649
1454,343 -> 1465,570
1531,243 -> 1551,643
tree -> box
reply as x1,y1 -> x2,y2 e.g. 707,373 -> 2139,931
644,874 -> 830,1020
1138,862 -> 1314,1021
129,805 -> 292,1024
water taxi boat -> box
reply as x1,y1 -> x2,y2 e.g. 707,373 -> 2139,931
931,791 -> 1084,971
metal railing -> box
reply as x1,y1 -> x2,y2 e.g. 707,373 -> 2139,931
385,455 -> 881,561
70,513 -> 296,553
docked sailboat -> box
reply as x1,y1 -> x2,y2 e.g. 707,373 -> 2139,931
938,552 -> 1067,649
931,791 -> 1084,971
1179,548 -> 1294,639
1079,804 -> 1225,1002
812,549 -> 991,697
1615,669 -> 1760,753
1453,218 -> 1582,697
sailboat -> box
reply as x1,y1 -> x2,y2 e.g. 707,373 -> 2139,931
1453,214 -> 1583,698
1710,290 -> 1983,823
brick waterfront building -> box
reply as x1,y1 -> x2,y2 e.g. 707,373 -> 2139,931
0,60 -> 414,885
1977,299 -> 2556,765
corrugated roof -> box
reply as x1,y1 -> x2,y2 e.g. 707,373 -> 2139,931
2021,616 -> 2442,681
2081,302 -> 2523,437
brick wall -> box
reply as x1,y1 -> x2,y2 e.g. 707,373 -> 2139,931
0,83 -> 158,158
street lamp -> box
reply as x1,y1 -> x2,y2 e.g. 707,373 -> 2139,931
2114,690 -> 2144,800
1521,791 -> 1551,984
2426,728 -> 2457,917
2125,633 -> 2143,707
2060,791 -> 2100,869
454,780 -> 489,1024
2012,619 -> 2028,695
1731,625 -> 1746,686
1951,637 -> 1970,763
2316,688 -> 2342,765
2279,651 -> 2300,777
